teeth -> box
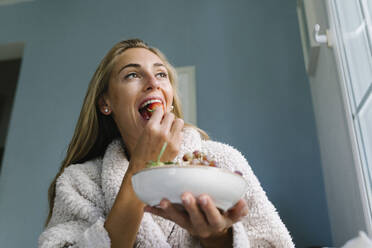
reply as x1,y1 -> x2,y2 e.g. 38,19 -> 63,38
140,99 -> 162,109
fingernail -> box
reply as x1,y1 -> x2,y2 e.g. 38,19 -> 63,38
242,207 -> 249,216
182,195 -> 190,205
159,200 -> 168,209
199,196 -> 207,206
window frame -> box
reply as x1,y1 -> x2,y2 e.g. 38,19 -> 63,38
326,0 -> 372,235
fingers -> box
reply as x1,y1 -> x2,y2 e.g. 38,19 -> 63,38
160,111 -> 184,138
160,111 -> 175,132
197,194 -> 227,233
144,199 -> 191,230
163,118 -> 184,160
225,199 -> 249,222
182,193 -> 210,237
150,107 -> 184,160
170,118 -> 184,134
145,195 -> 249,240
141,104 -> 183,160
188,194 -> 248,236
147,106 -> 164,125
147,107 -> 183,138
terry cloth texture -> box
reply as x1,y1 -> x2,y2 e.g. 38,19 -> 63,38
39,128 -> 294,248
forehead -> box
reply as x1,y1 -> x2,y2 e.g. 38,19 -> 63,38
115,48 -> 163,68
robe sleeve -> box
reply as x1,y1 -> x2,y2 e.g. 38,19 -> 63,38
38,162 -> 111,248
202,140 -> 295,248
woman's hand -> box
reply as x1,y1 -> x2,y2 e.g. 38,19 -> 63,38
129,107 -> 184,172
105,107 -> 183,247
144,193 -> 249,248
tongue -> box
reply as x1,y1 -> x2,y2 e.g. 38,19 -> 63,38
139,102 -> 164,120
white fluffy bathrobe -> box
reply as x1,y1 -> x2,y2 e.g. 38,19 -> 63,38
39,128 -> 294,248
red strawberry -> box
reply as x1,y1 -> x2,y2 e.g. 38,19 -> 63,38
139,102 -> 164,120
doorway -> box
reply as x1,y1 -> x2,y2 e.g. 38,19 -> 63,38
0,42 -> 23,174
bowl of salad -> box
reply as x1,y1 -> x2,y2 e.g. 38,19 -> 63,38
132,145 -> 248,211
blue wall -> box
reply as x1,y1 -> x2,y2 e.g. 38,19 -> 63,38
0,0 -> 332,247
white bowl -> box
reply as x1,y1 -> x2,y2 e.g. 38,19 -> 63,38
132,165 -> 249,211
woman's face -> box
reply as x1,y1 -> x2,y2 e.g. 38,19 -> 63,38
102,48 -> 174,146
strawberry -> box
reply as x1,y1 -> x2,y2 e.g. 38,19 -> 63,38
146,102 -> 164,113
139,102 -> 164,120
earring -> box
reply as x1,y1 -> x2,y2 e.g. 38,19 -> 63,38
170,106 -> 174,111
104,108 -> 109,113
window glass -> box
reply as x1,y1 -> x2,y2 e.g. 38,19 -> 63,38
336,0 -> 372,107
333,0 -> 372,227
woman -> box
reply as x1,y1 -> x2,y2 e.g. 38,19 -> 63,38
39,39 -> 294,248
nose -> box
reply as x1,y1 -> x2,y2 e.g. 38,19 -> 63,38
144,73 -> 160,91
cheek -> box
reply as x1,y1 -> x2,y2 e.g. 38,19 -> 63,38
166,83 -> 174,101
107,82 -> 122,105
111,84 -> 136,105
108,93 -> 133,118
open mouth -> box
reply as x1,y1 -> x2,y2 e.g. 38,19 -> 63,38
138,99 -> 164,120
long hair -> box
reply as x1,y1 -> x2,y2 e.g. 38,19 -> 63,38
45,39 -> 208,226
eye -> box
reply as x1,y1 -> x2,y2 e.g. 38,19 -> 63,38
125,72 -> 139,80
156,72 -> 168,78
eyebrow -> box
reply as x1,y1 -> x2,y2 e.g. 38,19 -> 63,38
118,63 -> 166,75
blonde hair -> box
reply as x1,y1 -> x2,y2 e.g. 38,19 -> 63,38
45,39 -> 208,226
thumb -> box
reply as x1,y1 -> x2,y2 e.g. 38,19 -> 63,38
149,105 -> 164,123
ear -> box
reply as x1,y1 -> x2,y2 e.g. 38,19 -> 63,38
98,95 -> 112,115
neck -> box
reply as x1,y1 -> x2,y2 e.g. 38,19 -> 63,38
119,132 -> 137,161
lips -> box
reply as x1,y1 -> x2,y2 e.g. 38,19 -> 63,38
138,98 -> 165,120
